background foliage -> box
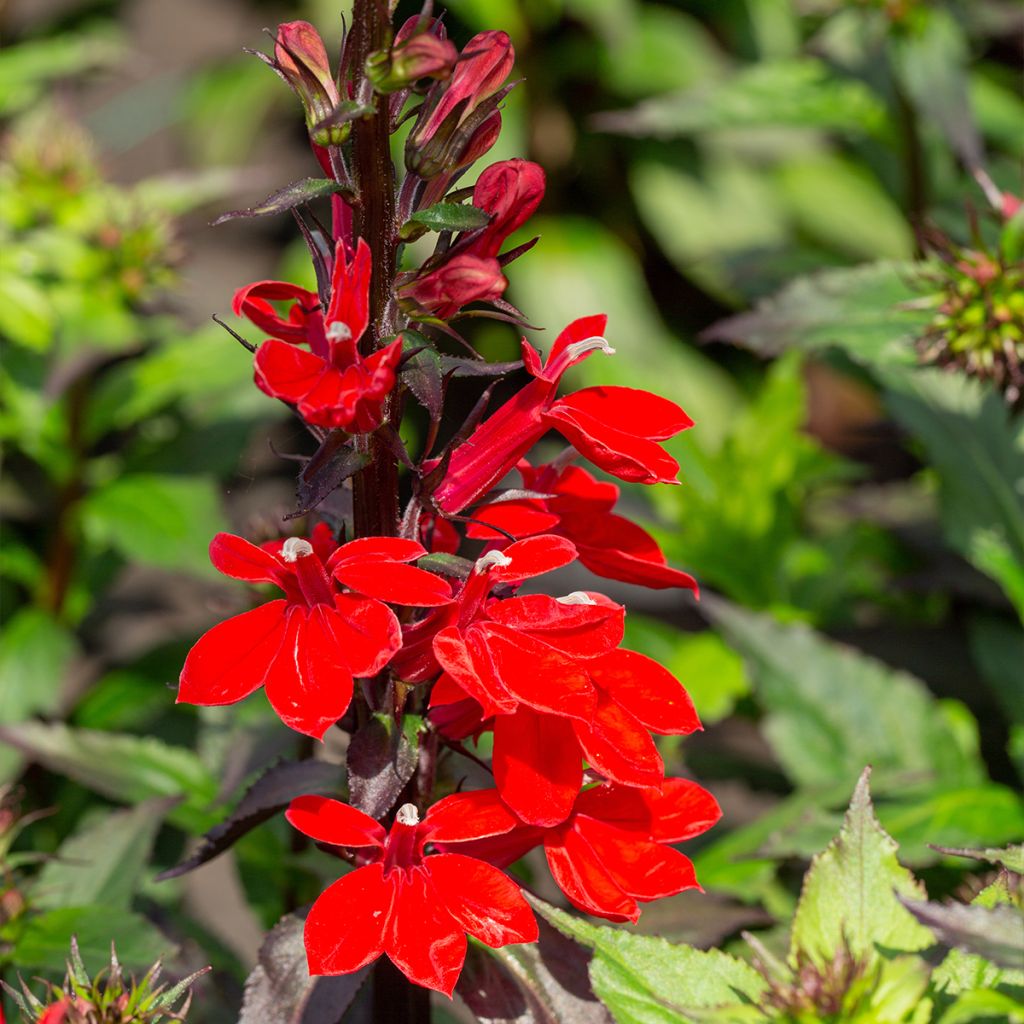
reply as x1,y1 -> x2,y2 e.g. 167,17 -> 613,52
1,0 -> 1021,1020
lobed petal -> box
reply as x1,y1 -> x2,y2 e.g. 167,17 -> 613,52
333,561 -> 452,607
433,626 -> 516,718
651,778 -> 723,844
286,795 -> 386,848
589,649 -> 701,734
544,826 -> 638,922
572,696 -> 664,788
423,788 -> 522,845
209,532 -> 286,587
254,339 -> 328,404
487,534 -> 577,584
327,594 -> 402,678
488,593 -> 623,658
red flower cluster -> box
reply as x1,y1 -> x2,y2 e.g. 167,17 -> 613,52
182,17 -> 718,1001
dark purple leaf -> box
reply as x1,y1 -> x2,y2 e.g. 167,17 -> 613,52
213,178 -> 354,226
401,338 -> 445,420
157,760 -> 343,881
440,357 -> 523,378
347,714 -> 423,820
238,912 -> 368,1024
294,433 -> 370,518
898,895 -> 1024,968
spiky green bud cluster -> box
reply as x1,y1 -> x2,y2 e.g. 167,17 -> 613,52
3,938 -> 207,1024
919,240 -> 1024,403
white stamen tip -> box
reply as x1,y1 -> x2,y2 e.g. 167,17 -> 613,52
475,550 -> 513,572
396,803 -> 420,826
566,336 -> 615,361
326,321 -> 353,341
281,537 -> 314,562
557,591 -> 597,605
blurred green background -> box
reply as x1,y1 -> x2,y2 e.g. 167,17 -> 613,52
1,0 -> 1022,1019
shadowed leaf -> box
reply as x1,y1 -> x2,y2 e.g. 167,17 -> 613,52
214,178 -> 354,225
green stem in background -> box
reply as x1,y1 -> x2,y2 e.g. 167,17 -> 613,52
351,0 -> 400,541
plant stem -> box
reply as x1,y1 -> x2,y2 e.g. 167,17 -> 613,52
351,0 -> 399,540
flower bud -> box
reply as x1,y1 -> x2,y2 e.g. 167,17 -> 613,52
367,17 -> 458,94
398,254 -> 507,320
406,31 -> 514,179
272,21 -> 348,146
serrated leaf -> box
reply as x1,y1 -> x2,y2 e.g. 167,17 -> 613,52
295,433 -> 369,517
346,714 -> 422,820
597,59 -> 886,138
213,178 -> 354,225
79,473 -> 228,576
790,768 -> 933,966
900,896 -> 1024,969
930,844 -> 1024,873
0,722 -> 218,831
159,759 -> 344,880
704,260 -> 934,366
704,597 -> 983,792
14,906 -> 169,973
882,369 -> 1024,620
532,897 -> 765,1024
401,340 -> 444,420
238,912 -> 368,1024
34,799 -> 171,910
401,202 -> 490,239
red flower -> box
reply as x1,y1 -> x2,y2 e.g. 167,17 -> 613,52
438,780 -> 721,923
432,631 -> 701,826
235,238 -> 403,431
468,460 -> 698,592
286,791 -> 537,995
178,527 -> 450,739
431,315 -> 693,513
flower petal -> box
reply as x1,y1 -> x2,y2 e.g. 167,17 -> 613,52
544,826 -> 637,922
385,867 -> 466,997
286,795 -> 386,848
492,710 -> 581,827
572,696 -> 664,788
264,607 -> 354,739
209,533 -> 286,586
328,594 -> 401,677
423,789 -> 521,844
589,649 -> 700,735
305,862 -> 392,975
555,385 -> 692,440
651,778 -> 722,844
333,561 -> 452,606
487,594 -> 623,658
330,537 -> 427,565
425,853 -> 538,947
487,534 -> 577,584
465,500 -> 560,540
177,600 -> 288,707
254,339 -> 328,403
433,626 -> 517,718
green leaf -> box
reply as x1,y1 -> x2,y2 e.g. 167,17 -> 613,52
931,843 -> 1024,873
0,276 -> 55,350
790,768 -> 933,966
0,722 -> 218,831
704,261 -> 935,367
969,615 -> 1024,725
900,896 -> 1024,969
33,800 -> 171,911
401,202 -> 491,240
0,609 -> 76,721
532,898 -> 766,1024
78,473 -> 227,576
14,906 -> 168,974
704,597 -> 984,792
620,619 -> 748,725
936,989 -> 1024,1024
597,59 -> 887,138
882,369 -> 1024,620
212,177 -> 354,225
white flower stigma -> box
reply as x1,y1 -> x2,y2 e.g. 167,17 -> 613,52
326,321 -> 353,341
281,537 -> 314,562
396,803 -> 420,826
475,550 -> 513,572
556,591 -> 597,605
565,336 -> 615,361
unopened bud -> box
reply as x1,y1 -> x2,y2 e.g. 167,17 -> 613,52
273,21 -> 349,146
367,18 -> 458,94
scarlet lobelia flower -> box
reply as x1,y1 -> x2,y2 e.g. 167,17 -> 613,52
437,779 -> 722,923
234,238 -> 403,431
468,459 -> 698,592
431,589 -> 701,825
177,526 -> 450,739
286,791 -> 537,996
431,314 -> 694,513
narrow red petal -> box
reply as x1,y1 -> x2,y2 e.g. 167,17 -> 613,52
209,533 -> 286,586
385,867 -> 466,997
305,863 -> 392,975
327,595 -> 401,677
334,561 -> 452,606
177,600 -> 288,707
423,789 -> 521,844
492,710 -> 581,827
425,854 -> 538,947
254,339 -> 327,402
652,778 -> 723,843
286,795 -> 386,848
465,501 -> 558,540
488,534 -> 577,583
555,385 -> 692,440
487,594 -> 623,658
330,537 -> 426,565
433,626 -> 517,718
589,649 -> 701,735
